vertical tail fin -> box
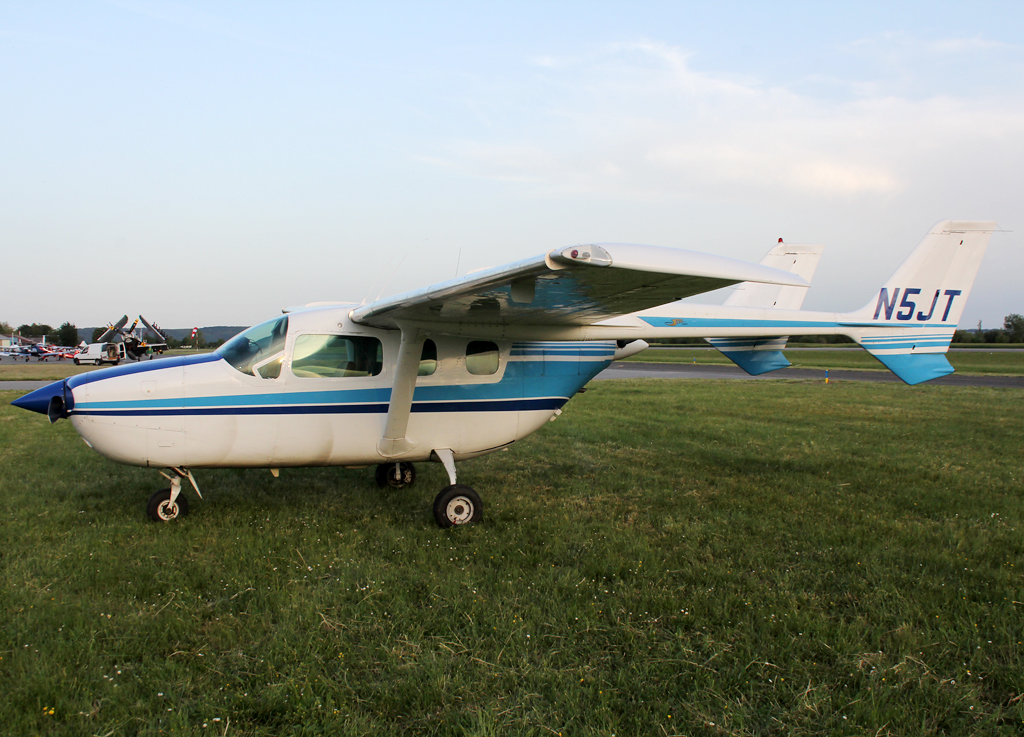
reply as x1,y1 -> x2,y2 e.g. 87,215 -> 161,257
842,220 -> 997,384
722,242 -> 823,310
710,242 -> 823,375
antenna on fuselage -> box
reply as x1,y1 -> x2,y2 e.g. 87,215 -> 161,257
372,251 -> 410,304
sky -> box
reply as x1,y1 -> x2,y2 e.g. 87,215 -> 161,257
3,1 -> 1022,331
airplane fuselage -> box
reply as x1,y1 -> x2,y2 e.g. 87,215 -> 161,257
62,305 -> 616,469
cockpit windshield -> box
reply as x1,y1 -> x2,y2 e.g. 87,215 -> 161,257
217,316 -> 289,376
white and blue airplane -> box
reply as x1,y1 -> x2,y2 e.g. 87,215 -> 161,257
12,220 -> 995,526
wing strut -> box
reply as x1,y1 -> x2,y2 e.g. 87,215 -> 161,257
377,326 -> 424,458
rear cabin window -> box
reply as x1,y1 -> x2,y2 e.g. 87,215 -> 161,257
217,316 -> 289,377
418,339 -> 437,376
466,340 -> 499,375
292,335 -> 383,378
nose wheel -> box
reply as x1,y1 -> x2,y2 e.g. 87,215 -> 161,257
148,468 -> 201,522
147,489 -> 190,522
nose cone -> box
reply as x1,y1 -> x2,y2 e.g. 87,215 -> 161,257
11,380 -> 66,416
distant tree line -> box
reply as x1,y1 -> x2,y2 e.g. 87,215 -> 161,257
954,313 -> 1024,344
0,321 -> 80,346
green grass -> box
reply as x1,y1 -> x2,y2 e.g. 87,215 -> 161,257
625,347 -> 1024,375
2,381 -> 1023,735
0,363 -> 100,381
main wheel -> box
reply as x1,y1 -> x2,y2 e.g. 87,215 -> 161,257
147,489 -> 190,522
432,484 -> 482,528
375,462 -> 416,489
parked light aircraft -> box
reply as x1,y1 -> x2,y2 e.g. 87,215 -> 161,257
12,221 -> 995,526
83,315 -> 169,362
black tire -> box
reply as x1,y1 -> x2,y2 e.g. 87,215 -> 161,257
147,489 -> 190,522
432,484 -> 482,528
375,462 -> 416,489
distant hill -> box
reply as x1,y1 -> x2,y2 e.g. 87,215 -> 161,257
78,326 -> 247,344
161,326 -> 247,342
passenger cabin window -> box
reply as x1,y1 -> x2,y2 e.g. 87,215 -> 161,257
292,335 -> 383,378
419,339 -> 437,376
466,340 -> 499,375
217,316 -> 289,377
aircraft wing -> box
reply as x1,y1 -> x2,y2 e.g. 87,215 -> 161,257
351,243 -> 809,330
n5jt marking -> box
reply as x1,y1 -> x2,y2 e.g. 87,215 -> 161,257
873,288 -> 962,322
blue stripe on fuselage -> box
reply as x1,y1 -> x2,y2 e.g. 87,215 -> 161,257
643,317 -> 957,330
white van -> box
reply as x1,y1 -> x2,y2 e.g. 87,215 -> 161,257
74,342 -> 127,366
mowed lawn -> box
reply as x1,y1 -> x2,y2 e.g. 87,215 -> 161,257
1,380 -> 1022,736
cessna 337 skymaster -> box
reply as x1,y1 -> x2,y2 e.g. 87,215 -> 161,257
12,220 -> 996,526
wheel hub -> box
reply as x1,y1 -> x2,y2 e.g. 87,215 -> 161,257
445,497 -> 474,524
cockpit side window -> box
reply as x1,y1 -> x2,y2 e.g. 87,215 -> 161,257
291,335 -> 383,378
217,316 -> 289,377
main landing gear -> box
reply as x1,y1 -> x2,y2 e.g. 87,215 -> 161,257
432,484 -> 482,527
145,460 -> 482,528
374,462 -> 416,489
374,451 -> 483,528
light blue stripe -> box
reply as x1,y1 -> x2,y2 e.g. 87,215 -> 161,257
642,317 -> 838,329
862,343 -> 950,351
641,317 -> 958,330
861,336 -> 952,344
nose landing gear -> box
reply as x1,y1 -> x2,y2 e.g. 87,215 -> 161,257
147,488 -> 190,521
147,468 -> 202,522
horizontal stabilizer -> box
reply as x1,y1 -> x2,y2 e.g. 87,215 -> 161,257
717,348 -> 791,376
869,352 -> 955,385
707,337 -> 791,376
723,243 -> 822,310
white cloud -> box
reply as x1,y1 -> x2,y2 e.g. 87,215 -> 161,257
423,40 -> 1024,205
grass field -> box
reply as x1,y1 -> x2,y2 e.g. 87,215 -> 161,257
624,348 -> 1024,375
2,380 -> 1023,736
